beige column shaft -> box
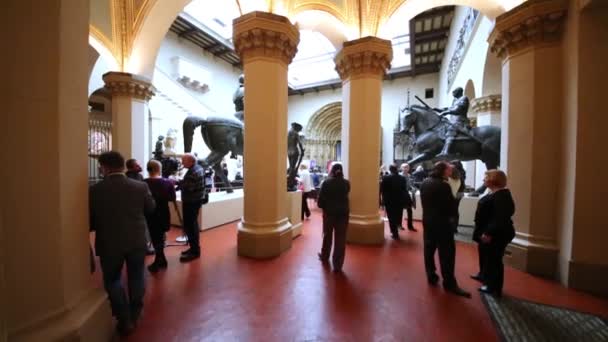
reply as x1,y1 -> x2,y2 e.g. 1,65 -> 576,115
489,0 -> 568,278
103,72 -> 155,164
2,0 -> 113,340
233,12 -> 300,258
470,95 -> 502,187
335,37 -> 393,244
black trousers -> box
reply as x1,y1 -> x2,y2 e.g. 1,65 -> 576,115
483,240 -> 509,293
301,191 -> 311,219
385,204 -> 404,236
100,249 -> 145,324
182,201 -> 202,253
476,243 -> 488,278
320,214 -> 348,270
148,222 -> 168,251
423,230 -> 457,288
404,206 -> 414,229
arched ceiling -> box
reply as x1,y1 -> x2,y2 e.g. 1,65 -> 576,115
306,102 -> 342,141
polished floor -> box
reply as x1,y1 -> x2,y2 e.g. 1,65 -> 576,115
94,206 -> 608,342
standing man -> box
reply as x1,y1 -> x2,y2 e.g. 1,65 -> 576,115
400,163 -> 417,232
178,153 -> 207,262
299,164 -> 314,220
436,87 -> 470,157
420,161 -> 470,298
125,159 -> 144,181
90,151 -> 156,335
381,164 -> 409,240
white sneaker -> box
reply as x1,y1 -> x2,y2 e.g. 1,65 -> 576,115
176,235 -> 188,243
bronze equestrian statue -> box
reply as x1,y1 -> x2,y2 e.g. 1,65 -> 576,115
401,92 -> 500,174
182,75 -> 245,193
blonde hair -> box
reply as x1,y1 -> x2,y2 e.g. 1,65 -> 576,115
147,159 -> 162,175
485,169 -> 507,188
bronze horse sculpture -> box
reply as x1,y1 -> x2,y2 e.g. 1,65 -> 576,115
183,115 -> 243,193
402,104 -> 501,172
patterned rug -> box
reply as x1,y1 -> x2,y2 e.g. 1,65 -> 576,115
481,293 -> 608,341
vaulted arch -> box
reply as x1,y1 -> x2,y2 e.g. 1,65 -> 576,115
304,101 -> 342,167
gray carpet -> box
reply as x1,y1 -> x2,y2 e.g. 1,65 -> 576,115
482,293 -> 608,341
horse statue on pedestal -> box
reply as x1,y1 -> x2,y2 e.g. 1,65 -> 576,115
183,115 -> 243,193
402,104 -> 501,172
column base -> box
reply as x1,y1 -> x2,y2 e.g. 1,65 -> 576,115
8,288 -> 113,342
346,214 -> 384,245
237,218 -> 293,258
505,235 -> 559,279
286,191 -> 303,238
567,261 -> 608,298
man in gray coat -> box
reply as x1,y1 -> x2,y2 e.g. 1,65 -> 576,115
90,151 -> 155,335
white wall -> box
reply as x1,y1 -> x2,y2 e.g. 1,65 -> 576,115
88,55 -> 111,95
288,73 -> 439,167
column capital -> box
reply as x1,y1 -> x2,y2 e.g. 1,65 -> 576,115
488,0 -> 568,60
470,94 -> 502,113
102,71 -> 156,101
334,36 -> 392,80
233,11 -> 300,66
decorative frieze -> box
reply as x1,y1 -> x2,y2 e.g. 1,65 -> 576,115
233,11 -> 300,66
103,71 -> 156,101
334,36 -> 392,80
471,94 -> 502,113
447,8 -> 480,90
489,0 -> 568,60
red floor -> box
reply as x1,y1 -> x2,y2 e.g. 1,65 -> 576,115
94,207 -> 608,342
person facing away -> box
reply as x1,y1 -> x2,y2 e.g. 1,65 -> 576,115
144,160 -> 176,273
420,161 -> 471,298
472,170 -> 515,297
381,164 -> 410,240
317,163 -> 350,273
177,153 -> 207,262
125,158 -> 144,181
400,163 -> 417,232
299,163 -> 314,220
89,151 -> 156,335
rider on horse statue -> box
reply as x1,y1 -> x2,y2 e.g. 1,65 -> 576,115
434,87 -> 470,157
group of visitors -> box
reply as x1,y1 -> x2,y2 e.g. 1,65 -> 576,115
89,151 -> 208,335
317,160 -> 515,300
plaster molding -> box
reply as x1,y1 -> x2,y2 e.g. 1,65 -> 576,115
334,36 -> 392,80
489,0 -> 568,60
103,72 -> 156,101
470,94 -> 502,113
233,12 -> 300,66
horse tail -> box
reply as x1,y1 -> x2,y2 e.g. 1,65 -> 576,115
182,116 -> 206,153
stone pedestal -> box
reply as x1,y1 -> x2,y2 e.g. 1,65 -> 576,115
287,191 -> 303,238
103,71 -> 155,165
3,0 -> 113,340
335,37 -> 393,244
489,0 -> 567,278
471,95 -> 502,188
233,12 -> 300,258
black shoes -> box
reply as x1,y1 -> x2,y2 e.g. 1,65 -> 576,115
147,259 -> 167,273
116,320 -> 135,336
318,253 -> 329,264
428,274 -> 440,286
408,227 -> 418,232
179,251 -> 200,262
445,286 -> 472,298
478,285 -> 502,297
391,234 -> 401,240
399,226 -> 405,231
470,273 -> 484,282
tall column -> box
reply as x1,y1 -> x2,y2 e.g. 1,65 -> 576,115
233,12 -> 300,258
2,0 -> 113,340
470,95 -> 502,188
335,37 -> 392,244
102,72 -> 155,165
489,0 -> 567,278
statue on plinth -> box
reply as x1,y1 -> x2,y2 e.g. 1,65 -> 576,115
164,128 -> 178,156
287,122 -> 305,191
153,135 -> 164,160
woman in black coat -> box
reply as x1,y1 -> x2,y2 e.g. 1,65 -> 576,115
472,170 -> 515,297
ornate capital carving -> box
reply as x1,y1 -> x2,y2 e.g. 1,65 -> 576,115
103,72 -> 155,101
233,11 -> 300,66
334,36 -> 392,80
471,94 -> 502,113
489,0 -> 568,60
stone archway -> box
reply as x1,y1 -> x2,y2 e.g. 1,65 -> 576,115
304,102 -> 342,168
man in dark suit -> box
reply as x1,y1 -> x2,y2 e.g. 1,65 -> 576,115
90,151 -> 156,335
400,163 -> 417,232
420,161 -> 470,298
177,153 -> 207,262
381,164 -> 409,240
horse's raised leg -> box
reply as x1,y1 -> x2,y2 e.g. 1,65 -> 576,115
202,150 -> 233,193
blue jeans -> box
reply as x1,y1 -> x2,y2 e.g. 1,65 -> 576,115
100,249 -> 146,324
